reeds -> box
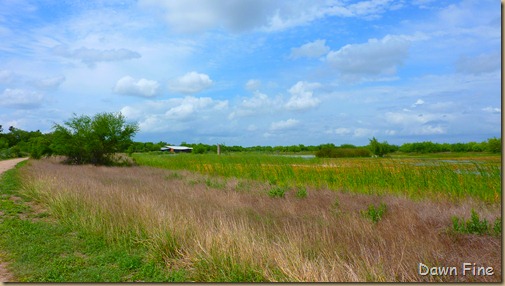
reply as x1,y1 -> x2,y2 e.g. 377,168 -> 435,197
19,157 -> 501,282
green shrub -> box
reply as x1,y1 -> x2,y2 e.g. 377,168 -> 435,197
451,209 -> 500,236
51,112 -> 138,165
361,203 -> 387,224
315,147 -> 370,158
493,217 -> 502,236
295,187 -> 307,198
268,186 -> 285,198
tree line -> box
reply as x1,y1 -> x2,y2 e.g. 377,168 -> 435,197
0,112 -> 501,164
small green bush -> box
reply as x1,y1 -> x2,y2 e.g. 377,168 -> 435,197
361,203 -> 387,224
493,217 -> 502,236
295,187 -> 307,198
268,186 -> 285,198
451,209 -> 500,236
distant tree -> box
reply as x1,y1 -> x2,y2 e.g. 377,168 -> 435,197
486,137 -> 502,153
368,137 -> 394,157
51,112 -> 138,165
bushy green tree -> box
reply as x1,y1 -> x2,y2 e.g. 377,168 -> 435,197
486,137 -> 501,153
368,137 -> 396,157
51,112 -> 138,165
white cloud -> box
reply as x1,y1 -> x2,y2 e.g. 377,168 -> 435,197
33,75 -> 66,89
411,99 -> 424,107
120,106 -> 143,120
482,106 -> 501,114
228,91 -> 280,119
456,52 -> 501,75
347,0 -> 400,19
168,71 -> 213,94
285,81 -> 321,111
414,125 -> 446,135
0,88 -> 44,109
53,45 -> 141,67
139,0 -> 402,33
270,118 -> 299,131
384,111 -> 451,135
290,39 -> 330,59
114,76 -> 160,97
353,128 -> 374,137
326,34 -> 410,79
122,96 -> 228,133
139,0 -> 274,33
334,127 -> 351,135
245,79 -> 261,91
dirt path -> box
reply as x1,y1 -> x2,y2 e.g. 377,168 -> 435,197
0,157 -> 28,283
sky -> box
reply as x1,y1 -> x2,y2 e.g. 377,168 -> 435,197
0,0 -> 501,147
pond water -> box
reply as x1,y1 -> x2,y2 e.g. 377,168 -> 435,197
276,154 -> 316,159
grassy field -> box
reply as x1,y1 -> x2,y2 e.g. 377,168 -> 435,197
0,153 -> 502,282
132,153 -> 501,203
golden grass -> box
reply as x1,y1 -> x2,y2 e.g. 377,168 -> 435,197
19,157 -> 501,282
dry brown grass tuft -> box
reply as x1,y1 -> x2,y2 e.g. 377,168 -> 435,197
19,157 -> 501,282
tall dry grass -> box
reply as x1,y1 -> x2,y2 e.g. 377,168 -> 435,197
19,158 -> 501,282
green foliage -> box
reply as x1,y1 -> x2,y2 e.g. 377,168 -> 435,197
267,186 -> 286,198
493,217 -> 502,236
295,187 -> 307,198
316,147 -> 370,158
451,209 -> 501,236
51,112 -> 138,165
361,203 -> 387,224
368,137 -> 396,157
399,139 -> 499,154
28,135 -> 53,159
486,137 -> 501,153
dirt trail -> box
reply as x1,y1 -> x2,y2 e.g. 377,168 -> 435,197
0,157 -> 28,283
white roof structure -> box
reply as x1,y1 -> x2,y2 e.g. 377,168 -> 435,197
161,145 -> 193,151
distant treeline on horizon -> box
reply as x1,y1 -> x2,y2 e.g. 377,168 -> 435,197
0,124 -> 501,160
128,138 -> 501,155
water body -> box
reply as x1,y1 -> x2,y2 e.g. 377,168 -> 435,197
276,154 -> 316,159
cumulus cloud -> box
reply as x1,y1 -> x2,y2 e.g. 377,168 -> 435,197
290,39 -> 330,59
0,88 -> 44,109
228,91 -> 278,119
285,81 -> 321,111
384,111 -> 450,135
121,96 -> 228,133
33,75 -> 66,89
114,76 -> 160,97
168,72 -> 213,94
53,45 -> 141,67
326,34 -> 410,79
270,118 -> 299,131
456,52 -> 501,75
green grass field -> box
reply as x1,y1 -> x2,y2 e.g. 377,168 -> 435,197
132,152 -> 501,203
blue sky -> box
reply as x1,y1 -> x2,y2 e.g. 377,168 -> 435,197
0,0 -> 501,147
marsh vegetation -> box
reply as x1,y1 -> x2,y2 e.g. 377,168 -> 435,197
1,152 -> 500,282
